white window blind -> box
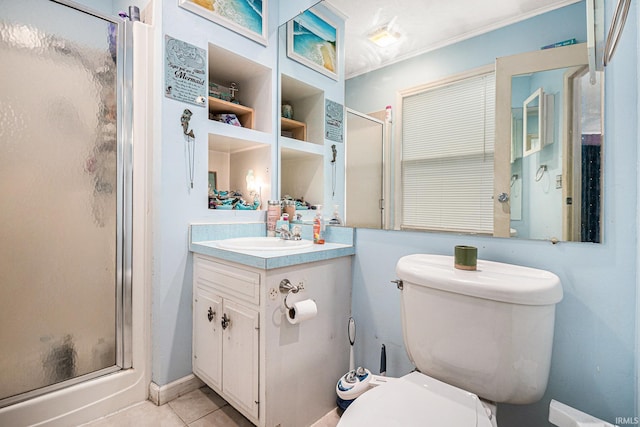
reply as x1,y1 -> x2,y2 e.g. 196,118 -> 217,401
401,72 -> 495,233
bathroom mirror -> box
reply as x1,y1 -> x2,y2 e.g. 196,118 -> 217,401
279,0 -> 604,242
522,87 -> 553,157
278,1 -> 323,27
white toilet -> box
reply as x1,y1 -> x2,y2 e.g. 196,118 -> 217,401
338,254 -> 563,426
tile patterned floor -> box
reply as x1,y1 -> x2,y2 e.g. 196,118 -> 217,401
82,386 -> 341,427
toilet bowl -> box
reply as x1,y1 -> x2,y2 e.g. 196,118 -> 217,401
337,371 -> 496,427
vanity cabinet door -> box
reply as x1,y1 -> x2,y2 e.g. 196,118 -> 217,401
193,286 -> 223,390
222,299 -> 259,420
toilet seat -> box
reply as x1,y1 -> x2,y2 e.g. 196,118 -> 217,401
337,372 -> 495,427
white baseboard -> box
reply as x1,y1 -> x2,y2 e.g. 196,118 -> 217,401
148,374 -> 204,406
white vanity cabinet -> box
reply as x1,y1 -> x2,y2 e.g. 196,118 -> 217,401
193,256 -> 260,421
192,251 -> 352,427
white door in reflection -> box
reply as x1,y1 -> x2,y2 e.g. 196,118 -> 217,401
345,109 -> 384,229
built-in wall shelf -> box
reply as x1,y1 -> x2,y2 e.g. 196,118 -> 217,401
209,97 -> 255,129
209,133 -> 271,154
280,137 -> 323,157
280,117 -> 306,140
206,43 -> 273,211
280,74 -> 324,145
281,147 -> 323,208
208,43 -> 272,134
207,121 -> 272,147
279,74 -> 325,207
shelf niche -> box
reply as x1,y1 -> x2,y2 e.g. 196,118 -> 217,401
208,134 -> 271,210
280,74 -> 324,144
208,43 -> 272,133
280,148 -> 323,213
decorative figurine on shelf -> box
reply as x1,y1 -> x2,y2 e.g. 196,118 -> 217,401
235,197 -> 261,210
213,189 -> 226,198
282,101 -> 293,119
229,82 -> 239,104
217,198 -> 236,209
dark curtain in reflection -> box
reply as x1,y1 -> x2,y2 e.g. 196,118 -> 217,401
581,134 -> 602,243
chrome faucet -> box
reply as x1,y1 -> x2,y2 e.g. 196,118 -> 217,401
277,225 -> 302,241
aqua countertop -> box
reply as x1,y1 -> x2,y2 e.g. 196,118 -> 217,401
189,223 -> 355,270
190,240 -> 354,269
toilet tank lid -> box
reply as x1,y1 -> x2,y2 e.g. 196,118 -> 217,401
396,254 -> 563,305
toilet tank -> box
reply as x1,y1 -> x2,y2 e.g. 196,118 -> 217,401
395,254 -> 563,404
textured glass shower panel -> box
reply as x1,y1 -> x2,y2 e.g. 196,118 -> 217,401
0,0 -> 119,400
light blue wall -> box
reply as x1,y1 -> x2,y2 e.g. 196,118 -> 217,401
348,2 -> 637,426
152,0 -> 279,386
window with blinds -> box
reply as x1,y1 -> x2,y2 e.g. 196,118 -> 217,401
401,71 -> 495,233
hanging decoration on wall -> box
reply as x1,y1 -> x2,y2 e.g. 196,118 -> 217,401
181,109 -> 196,188
331,144 -> 337,198
325,99 -> 344,143
165,35 -> 207,107
287,8 -> 339,80
178,0 -> 268,46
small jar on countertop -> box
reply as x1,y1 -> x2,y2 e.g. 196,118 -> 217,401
267,200 -> 281,236
284,200 -> 296,222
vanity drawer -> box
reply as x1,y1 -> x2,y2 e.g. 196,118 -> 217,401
194,255 -> 260,306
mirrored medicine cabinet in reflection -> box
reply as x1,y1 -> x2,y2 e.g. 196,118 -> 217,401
309,0 -> 604,243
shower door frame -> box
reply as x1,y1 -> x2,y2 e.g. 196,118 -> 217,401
0,0 -> 134,408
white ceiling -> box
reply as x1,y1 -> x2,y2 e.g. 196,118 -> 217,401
324,0 -> 582,78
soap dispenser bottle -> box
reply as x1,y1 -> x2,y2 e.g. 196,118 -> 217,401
313,206 -> 324,244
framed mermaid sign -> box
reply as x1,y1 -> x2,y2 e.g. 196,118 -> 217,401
179,0 -> 267,46
287,8 -> 339,80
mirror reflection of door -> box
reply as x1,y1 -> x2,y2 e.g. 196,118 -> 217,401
497,43 -> 602,243
345,109 -> 384,228
508,64 -> 603,242
563,68 -> 603,243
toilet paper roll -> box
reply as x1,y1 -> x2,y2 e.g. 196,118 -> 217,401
287,299 -> 318,324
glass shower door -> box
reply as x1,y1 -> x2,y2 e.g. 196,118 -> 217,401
0,0 -> 132,405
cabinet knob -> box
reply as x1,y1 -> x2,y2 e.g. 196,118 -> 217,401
207,307 -> 215,322
221,313 -> 230,330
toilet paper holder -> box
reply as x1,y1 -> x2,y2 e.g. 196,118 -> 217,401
279,279 -> 302,309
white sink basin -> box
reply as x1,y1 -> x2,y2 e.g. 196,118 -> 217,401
217,237 -> 313,251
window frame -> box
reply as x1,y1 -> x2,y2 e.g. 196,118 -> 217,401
393,64 -> 496,233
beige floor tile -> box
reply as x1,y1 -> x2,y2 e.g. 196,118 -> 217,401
82,401 -> 186,427
82,387 -> 333,427
169,387 -> 228,424
189,405 -> 253,427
